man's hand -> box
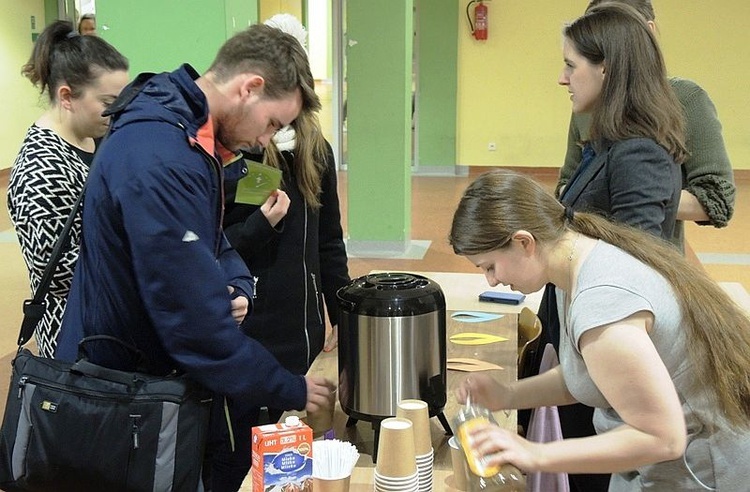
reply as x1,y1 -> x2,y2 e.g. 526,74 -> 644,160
304,376 -> 336,415
227,286 -> 249,325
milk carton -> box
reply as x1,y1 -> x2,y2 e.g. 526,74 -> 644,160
252,416 -> 313,492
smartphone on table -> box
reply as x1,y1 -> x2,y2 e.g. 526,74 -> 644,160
478,291 -> 526,305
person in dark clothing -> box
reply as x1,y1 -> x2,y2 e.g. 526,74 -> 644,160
217,108 -> 350,491
225,117 -> 349,376
55,23 -> 336,490
210,16 -> 350,491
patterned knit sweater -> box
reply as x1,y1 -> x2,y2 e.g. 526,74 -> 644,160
7,125 -> 92,357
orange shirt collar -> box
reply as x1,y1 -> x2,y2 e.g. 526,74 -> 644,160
193,115 -> 240,166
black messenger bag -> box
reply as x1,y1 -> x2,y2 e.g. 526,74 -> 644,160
0,340 -> 212,491
0,180 -> 212,491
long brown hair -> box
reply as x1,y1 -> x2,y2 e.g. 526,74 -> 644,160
565,3 -> 688,163
450,170 -> 750,428
263,109 -> 328,209
587,0 -> 655,21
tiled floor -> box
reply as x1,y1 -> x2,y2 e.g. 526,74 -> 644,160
342,168 -> 750,287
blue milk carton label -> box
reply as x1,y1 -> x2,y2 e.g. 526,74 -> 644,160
265,448 -> 313,487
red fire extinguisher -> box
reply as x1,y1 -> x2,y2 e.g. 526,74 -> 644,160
467,0 -> 488,40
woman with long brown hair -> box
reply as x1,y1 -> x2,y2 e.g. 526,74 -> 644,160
452,169 -> 750,491
531,4 -> 691,488
557,1 -> 686,240
559,0 -> 735,249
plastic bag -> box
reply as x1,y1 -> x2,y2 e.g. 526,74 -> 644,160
454,392 -> 526,491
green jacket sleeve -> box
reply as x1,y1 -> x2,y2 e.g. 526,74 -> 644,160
673,78 -> 735,227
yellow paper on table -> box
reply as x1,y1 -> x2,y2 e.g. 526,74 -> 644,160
447,358 -> 504,372
234,160 -> 282,205
449,332 -> 508,345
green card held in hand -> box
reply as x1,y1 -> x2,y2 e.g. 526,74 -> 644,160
234,160 -> 283,205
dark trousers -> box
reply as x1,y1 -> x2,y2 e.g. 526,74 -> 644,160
520,284 -> 611,492
204,399 -> 283,492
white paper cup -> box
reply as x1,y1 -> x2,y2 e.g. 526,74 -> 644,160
374,469 -> 419,491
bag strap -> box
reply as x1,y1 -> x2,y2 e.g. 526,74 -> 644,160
18,185 -> 87,347
76,335 -> 148,368
70,359 -> 141,387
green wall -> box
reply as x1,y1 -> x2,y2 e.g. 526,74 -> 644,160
43,0 -> 56,27
96,0 -> 258,76
415,0 -> 458,174
224,0 -> 261,36
346,0 -> 413,252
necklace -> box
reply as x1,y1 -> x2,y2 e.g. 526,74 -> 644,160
562,233 -> 580,344
567,233 -> 580,262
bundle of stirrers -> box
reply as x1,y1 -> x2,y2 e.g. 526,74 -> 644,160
312,439 -> 360,479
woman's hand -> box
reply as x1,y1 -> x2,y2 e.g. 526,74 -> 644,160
261,189 -> 290,228
456,374 -> 512,411
469,421 -> 542,472
324,325 -> 338,352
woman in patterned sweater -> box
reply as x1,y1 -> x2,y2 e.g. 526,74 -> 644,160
7,20 -> 128,357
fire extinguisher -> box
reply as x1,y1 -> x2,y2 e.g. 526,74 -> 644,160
467,0 -> 488,40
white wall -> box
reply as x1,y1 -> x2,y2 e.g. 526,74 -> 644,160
307,0 -> 329,80
77,0 -> 95,14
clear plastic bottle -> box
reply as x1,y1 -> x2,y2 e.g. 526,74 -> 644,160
454,394 -> 526,491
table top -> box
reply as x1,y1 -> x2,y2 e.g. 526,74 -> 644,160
241,270 -> 528,491
266,314 -> 517,490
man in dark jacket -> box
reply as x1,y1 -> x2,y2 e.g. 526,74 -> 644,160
56,24 -> 335,489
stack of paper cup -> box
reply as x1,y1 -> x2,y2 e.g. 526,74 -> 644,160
396,399 -> 433,491
374,417 -> 418,491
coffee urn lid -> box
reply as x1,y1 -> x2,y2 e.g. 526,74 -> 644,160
336,272 -> 446,317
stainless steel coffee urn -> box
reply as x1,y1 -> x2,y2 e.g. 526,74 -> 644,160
336,272 -> 451,459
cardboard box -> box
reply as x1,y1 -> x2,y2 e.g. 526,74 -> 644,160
252,417 -> 313,492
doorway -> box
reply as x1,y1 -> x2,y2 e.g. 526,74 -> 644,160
259,0 -> 347,171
